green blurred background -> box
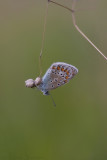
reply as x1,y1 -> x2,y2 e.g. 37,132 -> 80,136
0,0 -> 107,159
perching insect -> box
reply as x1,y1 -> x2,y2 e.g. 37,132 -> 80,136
25,62 -> 78,95
25,0 -> 107,106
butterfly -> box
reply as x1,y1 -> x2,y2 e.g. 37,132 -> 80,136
25,62 -> 78,95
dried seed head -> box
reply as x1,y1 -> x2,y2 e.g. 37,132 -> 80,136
34,77 -> 42,86
25,79 -> 35,88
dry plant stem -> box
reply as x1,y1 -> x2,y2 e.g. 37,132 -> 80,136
39,1 -> 49,77
49,0 -> 74,12
49,0 -> 107,61
71,0 -> 107,60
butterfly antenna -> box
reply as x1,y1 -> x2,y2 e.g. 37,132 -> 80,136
39,1 -> 49,77
48,0 -> 107,61
49,92 -> 56,107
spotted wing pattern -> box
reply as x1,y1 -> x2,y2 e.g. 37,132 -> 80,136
39,62 -> 78,93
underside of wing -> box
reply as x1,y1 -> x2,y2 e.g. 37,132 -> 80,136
41,62 -> 78,92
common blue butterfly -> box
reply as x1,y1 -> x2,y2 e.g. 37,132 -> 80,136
25,62 -> 78,95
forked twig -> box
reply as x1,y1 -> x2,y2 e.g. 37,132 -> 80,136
49,0 -> 107,61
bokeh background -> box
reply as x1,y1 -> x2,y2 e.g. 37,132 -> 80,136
0,0 -> 107,159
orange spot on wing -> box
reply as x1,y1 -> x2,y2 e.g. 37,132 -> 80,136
66,71 -> 69,75
57,66 -> 60,70
52,66 -> 56,69
61,68 -> 64,71
65,76 -> 68,79
64,69 -> 67,72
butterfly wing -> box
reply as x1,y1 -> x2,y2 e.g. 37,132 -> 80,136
39,62 -> 78,93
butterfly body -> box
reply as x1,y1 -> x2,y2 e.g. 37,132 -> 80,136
25,62 -> 78,95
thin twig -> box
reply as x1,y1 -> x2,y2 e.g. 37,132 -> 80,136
49,0 -> 107,61
71,0 -> 107,60
49,0 -> 74,12
39,1 -> 49,77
